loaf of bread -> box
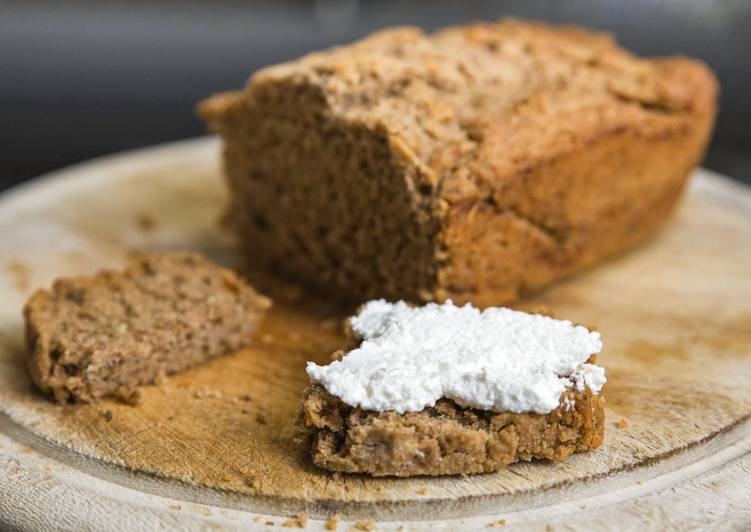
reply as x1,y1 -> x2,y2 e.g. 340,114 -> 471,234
200,19 -> 717,306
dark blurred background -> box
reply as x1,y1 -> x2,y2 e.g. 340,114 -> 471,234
2,0 -> 749,191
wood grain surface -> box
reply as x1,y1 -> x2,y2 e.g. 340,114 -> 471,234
0,138 -> 749,523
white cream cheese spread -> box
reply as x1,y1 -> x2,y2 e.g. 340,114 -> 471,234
306,300 -> 605,414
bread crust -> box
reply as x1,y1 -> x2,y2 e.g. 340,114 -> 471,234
24,252 -> 271,403
201,19 -> 718,305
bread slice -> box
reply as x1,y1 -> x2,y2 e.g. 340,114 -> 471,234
24,252 -> 271,403
200,19 -> 718,306
297,384 -> 604,477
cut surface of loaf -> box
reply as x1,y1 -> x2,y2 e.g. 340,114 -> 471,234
297,384 -> 605,477
24,252 -> 271,403
201,18 -> 718,306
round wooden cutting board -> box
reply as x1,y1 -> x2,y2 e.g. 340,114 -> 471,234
0,138 -> 749,531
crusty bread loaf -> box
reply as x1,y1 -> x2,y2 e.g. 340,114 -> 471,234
200,19 -> 718,306
24,252 -> 271,403
297,384 -> 604,477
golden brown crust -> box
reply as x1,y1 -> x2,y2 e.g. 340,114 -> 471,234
201,18 -> 718,306
437,105 -> 715,305
24,252 -> 271,403
297,384 -> 605,477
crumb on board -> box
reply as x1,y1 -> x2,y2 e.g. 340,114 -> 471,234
256,412 -> 268,425
239,467 -> 260,489
254,516 -> 262,522
319,318 -> 340,332
637,479 -> 646,485
202,510 -> 212,517
155,371 -> 170,387
135,212 -> 157,232
580,504 -> 587,510
168,504 -> 181,511
194,386 -> 222,399
415,487 -> 429,495
115,385 -> 142,405
528,305 -> 553,317
265,521 -> 274,526
282,513 -> 308,528
615,418 -> 630,429
5,260 -> 30,292
239,393 -> 253,402
282,284 -> 303,302
325,515 -> 340,530
354,520 -> 374,531
103,410 -> 113,422
125,248 -> 144,260
20,447 -> 32,454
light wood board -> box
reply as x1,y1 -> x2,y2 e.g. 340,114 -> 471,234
0,137 -> 749,530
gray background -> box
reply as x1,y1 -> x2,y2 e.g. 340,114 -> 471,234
2,0 -> 749,190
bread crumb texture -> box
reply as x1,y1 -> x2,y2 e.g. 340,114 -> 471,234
297,384 -> 604,476
24,252 -> 271,402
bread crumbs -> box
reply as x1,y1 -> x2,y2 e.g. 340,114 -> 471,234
282,513 -> 308,528
319,318 -> 340,332
6,260 -> 30,292
135,213 -> 157,232
354,520 -> 374,531
194,386 -> 222,399
615,418 -> 629,429
282,284 -> 302,302
326,515 -> 340,530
